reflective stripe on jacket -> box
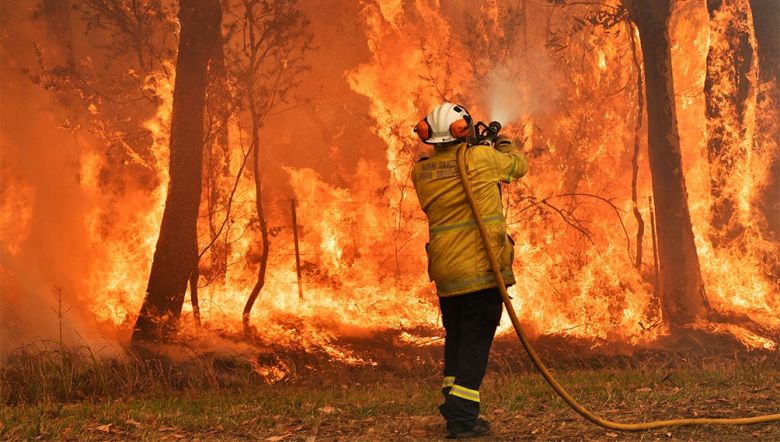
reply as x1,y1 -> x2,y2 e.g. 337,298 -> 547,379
412,140 -> 528,297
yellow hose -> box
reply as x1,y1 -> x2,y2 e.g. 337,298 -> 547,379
455,144 -> 780,431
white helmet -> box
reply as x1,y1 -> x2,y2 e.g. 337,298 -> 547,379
414,102 -> 472,144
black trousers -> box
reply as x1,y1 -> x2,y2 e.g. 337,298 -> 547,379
438,287 -> 503,433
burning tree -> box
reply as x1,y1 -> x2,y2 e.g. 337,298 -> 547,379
704,0 -> 758,245
3,0 -> 778,355
217,0 -> 311,333
624,0 -> 710,326
132,0 -> 222,342
749,0 -> 780,247
131,0 -> 310,341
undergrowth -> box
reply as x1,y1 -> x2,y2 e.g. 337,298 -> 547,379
0,341 -> 266,404
2,338 -> 777,407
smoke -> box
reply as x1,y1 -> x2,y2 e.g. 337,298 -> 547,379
0,7 -> 119,355
482,52 -> 560,126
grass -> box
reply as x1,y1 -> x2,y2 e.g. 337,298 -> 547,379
1,342 -> 265,405
1,342 -> 779,440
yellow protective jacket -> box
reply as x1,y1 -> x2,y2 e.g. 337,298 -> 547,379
412,139 -> 528,297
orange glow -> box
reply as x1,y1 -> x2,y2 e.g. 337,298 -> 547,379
1,0 -> 777,358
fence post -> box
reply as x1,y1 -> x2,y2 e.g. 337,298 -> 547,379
291,198 -> 304,300
190,269 -> 201,327
648,196 -> 660,296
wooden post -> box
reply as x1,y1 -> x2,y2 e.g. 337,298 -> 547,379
190,269 -> 201,328
291,199 -> 304,300
648,196 -> 660,296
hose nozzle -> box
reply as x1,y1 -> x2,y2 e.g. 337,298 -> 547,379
487,121 -> 502,141
473,120 -> 503,145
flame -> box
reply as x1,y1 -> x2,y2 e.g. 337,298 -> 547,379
83,66 -> 175,326
671,3 -> 779,335
0,174 -> 34,257
1,0 -> 778,358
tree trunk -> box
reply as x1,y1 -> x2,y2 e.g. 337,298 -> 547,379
704,0 -> 758,245
241,111 -> 270,332
241,3 -> 271,333
749,0 -> 780,243
625,0 -> 709,326
132,0 -> 221,342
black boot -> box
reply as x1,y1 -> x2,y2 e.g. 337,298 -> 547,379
446,417 -> 490,439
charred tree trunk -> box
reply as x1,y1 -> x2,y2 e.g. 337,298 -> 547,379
625,0 -> 709,326
132,0 -> 221,342
749,0 -> 780,244
704,0 -> 758,245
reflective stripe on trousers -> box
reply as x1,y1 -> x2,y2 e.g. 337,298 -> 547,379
450,384 -> 480,402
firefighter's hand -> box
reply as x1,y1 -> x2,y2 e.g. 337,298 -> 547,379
495,135 -> 515,152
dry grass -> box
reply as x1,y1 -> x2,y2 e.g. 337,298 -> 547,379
0,342 -> 267,405
1,341 -> 779,440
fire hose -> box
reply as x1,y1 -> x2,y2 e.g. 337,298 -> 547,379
454,143 -> 780,431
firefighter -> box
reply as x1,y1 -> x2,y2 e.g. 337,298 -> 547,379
412,102 -> 528,439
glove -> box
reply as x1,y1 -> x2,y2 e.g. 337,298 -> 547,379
494,135 -> 515,152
